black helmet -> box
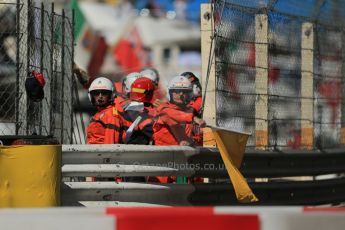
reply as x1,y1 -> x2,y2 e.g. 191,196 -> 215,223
25,70 -> 46,102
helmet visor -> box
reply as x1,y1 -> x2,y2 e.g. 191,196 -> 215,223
171,89 -> 192,94
90,90 -> 112,97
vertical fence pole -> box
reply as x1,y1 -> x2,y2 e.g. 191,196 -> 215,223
70,9 -> 75,144
25,0 -> 31,135
60,9 -> 65,143
17,0 -> 29,135
255,14 -> 268,150
49,3 -> 54,137
39,2 -> 44,135
15,0 -> 21,135
341,29 -> 345,145
17,0 -> 30,135
301,22 -> 314,149
201,3 -> 216,147
41,3 -> 51,136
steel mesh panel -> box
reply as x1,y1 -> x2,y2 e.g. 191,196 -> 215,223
0,2 -> 16,135
314,25 -> 343,149
0,1 -> 75,143
212,0 -> 345,150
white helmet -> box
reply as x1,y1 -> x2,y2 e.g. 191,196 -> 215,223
181,71 -> 202,97
122,72 -> 141,94
88,77 -> 114,104
140,67 -> 159,86
168,75 -> 193,104
168,75 -> 192,90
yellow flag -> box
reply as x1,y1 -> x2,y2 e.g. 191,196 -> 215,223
210,126 -> 258,203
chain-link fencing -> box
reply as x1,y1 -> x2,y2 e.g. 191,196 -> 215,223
0,0 -> 75,144
212,0 -> 345,150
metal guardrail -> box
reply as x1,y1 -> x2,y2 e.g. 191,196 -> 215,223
61,145 -> 345,206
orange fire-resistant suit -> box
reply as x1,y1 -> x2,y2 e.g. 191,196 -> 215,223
152,102 -> 201,183
189,96 -> 203,146
118,102 -> 156,145
86,105 -> 121,144
153,102 -> 199,146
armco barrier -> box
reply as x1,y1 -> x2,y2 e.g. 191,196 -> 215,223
1,207 -> 345,230
61,145 -> 345,206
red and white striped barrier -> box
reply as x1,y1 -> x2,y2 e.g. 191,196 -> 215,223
106,207 -> 258,230
0,206 -> 344,230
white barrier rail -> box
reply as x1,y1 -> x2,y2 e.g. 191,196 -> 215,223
1,207 -> 345,230
62,182 -> 194,206
62,164 -> 182,177
61,144 -> 345,207
61,144 -> 227,206
62,144 -> 226,178
62,144 -> 196,165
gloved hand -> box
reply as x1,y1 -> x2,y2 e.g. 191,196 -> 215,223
193,116 -> 206,128
152,99 -> 164,107
179,140 -> 191,146
73,62 -> 89,87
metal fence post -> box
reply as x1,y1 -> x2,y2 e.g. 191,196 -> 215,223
15,0 -> 21,135
60,9 -> 65,143
201,3 -> 216,147
49,2 -> 55,137
341,29 -> 345,145
70,9 -> 75,144
16,0 -> 29,135
301,22 -> 314,149
39,2 -> 44,135
255,14 -> 268,150
25,0 -> 32,135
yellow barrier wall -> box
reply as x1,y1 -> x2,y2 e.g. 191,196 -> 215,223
0,145 -> 61,207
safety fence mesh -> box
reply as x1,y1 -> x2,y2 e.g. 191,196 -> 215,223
213,0 -> 345,150
0,0 -> 75,144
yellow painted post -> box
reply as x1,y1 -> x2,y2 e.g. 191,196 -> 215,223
255,14 -> 269,149
301,22 -> 314,149
210,126 -> 258,203
0,145 -> 61,207
201,4 -> 217,147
